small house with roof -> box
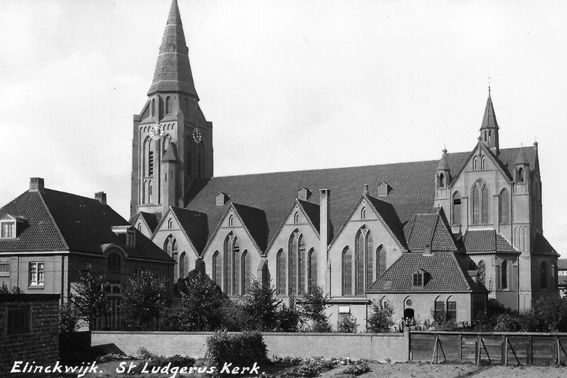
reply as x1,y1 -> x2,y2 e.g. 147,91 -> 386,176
0,178 -> 174,329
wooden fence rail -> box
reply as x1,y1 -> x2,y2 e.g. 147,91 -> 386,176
410,331 -> 567,366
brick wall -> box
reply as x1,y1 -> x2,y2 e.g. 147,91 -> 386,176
0,294 -> 60,377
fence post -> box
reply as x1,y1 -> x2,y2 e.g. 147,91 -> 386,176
458,334 -> 462,362
503,335 -> 508,366
476,334 -> 481,366
557,336 -> 561,366
527,335 -> 533,365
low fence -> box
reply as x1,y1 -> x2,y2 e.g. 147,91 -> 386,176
91,331 -> 409,362
410,331 -> 567,366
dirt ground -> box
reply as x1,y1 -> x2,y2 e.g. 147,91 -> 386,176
81,360 -> 567,378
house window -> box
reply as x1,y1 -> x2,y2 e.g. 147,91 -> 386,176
7,306 -> 31,335
452,192 -> 461,225
342,247 -> 353,295
499,189 -> 510,224
276,249 -> 286,295
501,260 -> 508,289
412,270 -> 424,287
164,235 -> 177,257
28,262 -> 44,287
108,253 -> 121,272
1,221 -> 15,239
0,263 -> 9,276
446,301 -> 457,322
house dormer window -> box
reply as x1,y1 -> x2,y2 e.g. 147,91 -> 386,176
412,269 -> 425,287
1,221 -> 15,239
126,230 -> 136,248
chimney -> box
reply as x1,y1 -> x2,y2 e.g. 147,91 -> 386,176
95,191 -> 107,205
29,177 -> 44,191
320,189 -> 331,296
423,245 -> 432,256
216,192 -> 230,206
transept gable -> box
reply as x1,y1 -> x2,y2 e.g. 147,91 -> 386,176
202,202 -> 266,257
328,194 -> 407,251
449,141 -> 512,188
152,206 -> 204,256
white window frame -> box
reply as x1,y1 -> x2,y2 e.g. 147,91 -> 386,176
0,221 -> 16,239
28,262 -> 45,288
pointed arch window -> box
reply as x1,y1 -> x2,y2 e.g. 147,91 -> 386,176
276,249 -> 286,295
452,192 -> 461,225
179,252 -> 186,279
477,260 -> 486,285
164,235 -> 177,257
223,233 -> 240,295
472,181 -> 489,224
376,245 -> 386,280
293,212 -> 299,224
437,173 -> 445,188
165,96 -> 171,114
473,156 -> 479,170
228,215 -> 234,227
354,227 -> 373,295
151,98 -> 155,117
499,189 -> 510,224
342,247 -> 353,296
541,261 -> 547,289
288,231 -> 305,295
167,218 -> 173,229
365,232 -> 373,289
360,207 -> 366,219
307,248 -> 317,289
241,250 -> 250,294
501,260 -> 508,290
516,167 -> 524,183
212,250 -> 221,287
481,157 -> 487,170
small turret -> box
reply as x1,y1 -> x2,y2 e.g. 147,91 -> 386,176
514,147 -> 529,184
436,148 -> 451,189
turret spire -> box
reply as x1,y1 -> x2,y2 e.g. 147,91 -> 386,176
148,0 -> 199,99
479,87 -> 499,153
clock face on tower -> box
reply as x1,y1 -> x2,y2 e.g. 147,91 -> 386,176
149,124 -> 164,140
192,128 -> 202,144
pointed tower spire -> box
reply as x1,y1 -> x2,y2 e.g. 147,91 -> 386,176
148,0 -> 199,99
479,87 -> 499,153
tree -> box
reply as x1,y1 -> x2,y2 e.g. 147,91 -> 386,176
71,269 -> 110,330
300,284 -> 332,332
0,283 -> 22,294
242,279 -> 281,331
160,271 -> 227,331
122,270 -> 168,330
276,302 -> 302,332
368,300 -> 394,333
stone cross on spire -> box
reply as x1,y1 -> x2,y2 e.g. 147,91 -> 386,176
147,0 -> 199,99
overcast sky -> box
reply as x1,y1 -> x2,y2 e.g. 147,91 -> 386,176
0,0 -> 566,255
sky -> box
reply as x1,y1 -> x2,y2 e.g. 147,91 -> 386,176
0,0 -> 566,255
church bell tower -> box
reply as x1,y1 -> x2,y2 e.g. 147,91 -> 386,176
130,0 -> 213,218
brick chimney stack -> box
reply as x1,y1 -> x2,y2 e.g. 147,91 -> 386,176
29,177 -> 44,192
95,192 -> 107,205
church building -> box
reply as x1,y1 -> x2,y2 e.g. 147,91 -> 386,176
130,0 -> 558,329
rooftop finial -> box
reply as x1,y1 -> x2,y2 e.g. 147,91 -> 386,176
488,76 -> 491,98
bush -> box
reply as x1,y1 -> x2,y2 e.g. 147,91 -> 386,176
133,348 -> 195,374
206,331 -> 268,373
368,300 -> 394,333
60,301 -> 80,333
300,285 -> 328,324
281,358 -> 337,377
343,361 -> 370,376
276,303 -> 302,332
338,316 -> 358,333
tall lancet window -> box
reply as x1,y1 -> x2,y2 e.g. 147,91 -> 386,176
499,189 -> 510,224
452,192 -> 461,225
472,181 -> 489,224
342,247 -> 353,296
276,249 -> 286,296
288,231 -> 305,295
